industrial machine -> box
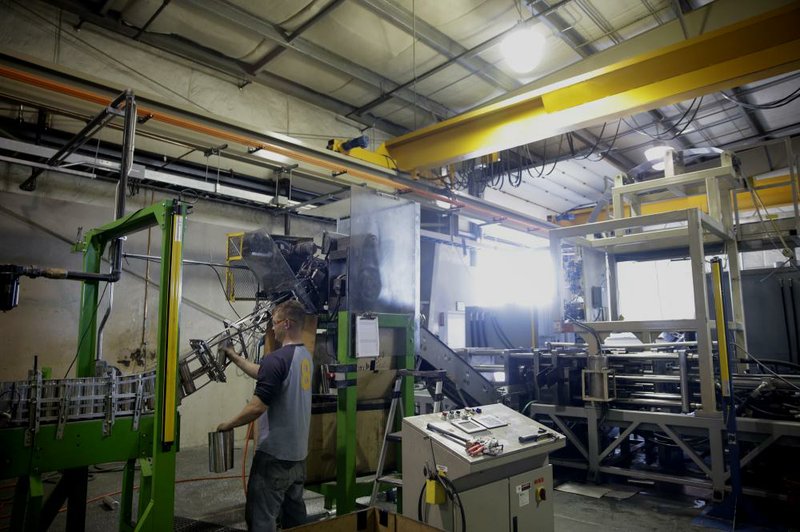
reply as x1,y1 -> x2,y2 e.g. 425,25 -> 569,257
213,187 -> 421,514
0,91 -> 196,531
413,152 -> 800,514
0,88 -> 421,529
402,403 -> 565,532
508,153 -> 800,508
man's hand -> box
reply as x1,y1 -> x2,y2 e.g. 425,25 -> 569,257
220,344 -> 238,360
224,346 -> 260,379
216,396 -> 267,433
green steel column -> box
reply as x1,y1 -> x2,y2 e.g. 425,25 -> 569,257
75,241 -> 104,378
136,202 -> 185,531
402,315 -> 415,419
137,458 -> 153,523
119,459 -> 136,532
9,474 -> 42,531
65,467 -> 88,531
335,310 -> 357,514
70,236 -> 104,531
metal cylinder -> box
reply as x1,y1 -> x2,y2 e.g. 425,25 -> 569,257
588,354 -> 606,401
678,350 -> 690,413
178,360 -> 196,398
208,429 -> 234,473
613,374 -> 680,383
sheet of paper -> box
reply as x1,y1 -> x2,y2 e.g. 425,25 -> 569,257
355,315 -> 380,358
519,491 -> 530,507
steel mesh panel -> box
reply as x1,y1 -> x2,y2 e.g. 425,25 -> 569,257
225,261 -> 258,302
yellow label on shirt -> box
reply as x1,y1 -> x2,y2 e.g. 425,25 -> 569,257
301,358 -> 311,391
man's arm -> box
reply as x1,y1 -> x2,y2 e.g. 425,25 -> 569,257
217,394 -> 266,431
223,346 -> 260,379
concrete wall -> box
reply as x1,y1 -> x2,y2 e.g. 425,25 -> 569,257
0,163 -> 333,447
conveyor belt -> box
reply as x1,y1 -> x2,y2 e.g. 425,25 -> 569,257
418,327 -> 500,407
0,305 -> 271,436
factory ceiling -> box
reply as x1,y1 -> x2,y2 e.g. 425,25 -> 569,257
4,0 -> 800,221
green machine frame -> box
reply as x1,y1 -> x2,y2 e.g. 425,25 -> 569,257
1,199 -> 188,531
310,312 -> 416,514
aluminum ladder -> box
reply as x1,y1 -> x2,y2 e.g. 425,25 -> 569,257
368,369 -> 446,506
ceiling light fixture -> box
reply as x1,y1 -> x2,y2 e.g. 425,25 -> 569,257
501,26 -> 546,74
644,145 -> 674,162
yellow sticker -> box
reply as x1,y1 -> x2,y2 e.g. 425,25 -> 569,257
300,358 -> 311,391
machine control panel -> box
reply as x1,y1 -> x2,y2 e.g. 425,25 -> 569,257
404,403 -> 565,465
402,403 -> 564,532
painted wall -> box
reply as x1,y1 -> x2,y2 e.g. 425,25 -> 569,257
0,163 -> 333,447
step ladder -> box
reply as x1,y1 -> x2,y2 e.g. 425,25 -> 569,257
369,369 -> 446,506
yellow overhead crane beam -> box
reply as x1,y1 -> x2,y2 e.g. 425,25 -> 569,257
552,175 -> 795,226
382,2 -> 800,171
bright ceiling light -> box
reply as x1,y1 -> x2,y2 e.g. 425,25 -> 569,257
644,145 -> 674,162
501,27 -> 546,73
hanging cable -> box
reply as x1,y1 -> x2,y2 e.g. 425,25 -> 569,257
720,85 -> 800,110
573,122 -> 608,160
744,180 -> 798,268
625,98 -> 699,138
622,97 -> 703,141
543,134 -> 565,176
589,119 -> 623,162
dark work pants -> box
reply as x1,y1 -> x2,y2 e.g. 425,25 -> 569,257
246,451 -> 307,532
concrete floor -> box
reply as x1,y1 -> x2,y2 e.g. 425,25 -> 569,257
6,446 -> 783,531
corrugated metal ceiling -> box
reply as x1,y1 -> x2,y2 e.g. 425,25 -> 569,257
23,0 -> 800,215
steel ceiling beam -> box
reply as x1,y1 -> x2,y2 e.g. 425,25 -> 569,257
553,74 -> 800,157
141,34 -> 407,136
350,0 -> 574,117
550,1 -> 700,155
384,2 -> 800,169
0,53 -> 556,233
181,0 -> 453,120
35,0 -> 410,137
286,0 -> 347,43
133,0 -> 171,40
525,0 -> 636,173
248,0 -> 347,73
727,86 -> 768,138
354,0 -> 521,92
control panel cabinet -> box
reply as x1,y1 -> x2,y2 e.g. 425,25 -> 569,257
402,403 -> 565,532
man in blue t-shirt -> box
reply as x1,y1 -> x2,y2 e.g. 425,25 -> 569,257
217,299 -> 314,531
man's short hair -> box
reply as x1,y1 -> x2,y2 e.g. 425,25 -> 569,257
274,299 -> 307,326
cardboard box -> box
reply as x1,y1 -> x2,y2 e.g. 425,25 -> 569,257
306,403 -> 396,483
291,507 -> 439,531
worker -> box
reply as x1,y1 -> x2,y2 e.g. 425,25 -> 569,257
216,299 -> 314,532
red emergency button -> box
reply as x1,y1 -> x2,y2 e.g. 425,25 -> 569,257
536,487 -> 547,503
